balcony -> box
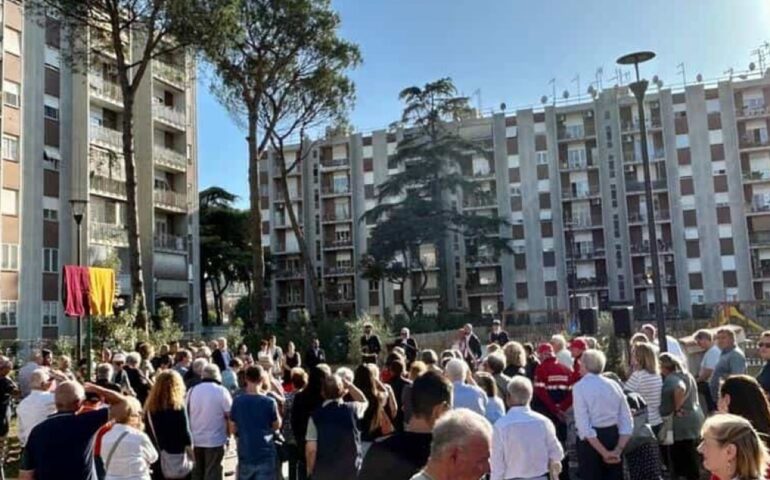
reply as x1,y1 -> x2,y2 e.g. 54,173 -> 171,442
323,239 -> 353,250
625,179 -> 668,193
570,248 -> 605,260
750,231 -> 770,247
570,276 -> 608,290
91,125 -> 123,149
153,104 -> 186,130
275,190 -> 302,203
633,273 -> 676,287
90,175 -> 127,199
740,134 -> 770,150
463,192 -> 497,209
154,146 -> 187,172
153,60 -> 185,87
466,283 -> 502,296
322,212 -> 352,223
630,240 -> 673,255
89,79 -> 122,105
560,160 -> 596,172
321,185 -> 351,197
466,255 -> 499,267
90,222 -> 128,246
620,119 -> 657,132
469,170 -> 496,182
744,170 -> 770,183
153,189 -> 187,211
748,201 -> 770,214
275,269 -> 304,280
627,210 -> 671,224
753,264 -> 770,279
558,125 -> 593,141
325,294 -> 355,304
154,234 -> 187,253
325,266 -> 355,276
736,105 -> 770,119
320,158 -> 349,169
277,296 -> 304,307
414,288 -> 441,298
561,187 -> 600,200
565,215 -> 602,229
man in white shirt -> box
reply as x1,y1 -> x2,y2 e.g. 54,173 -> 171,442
17,350 -> 43,399
640,323 -> 687,367
445,359 -> 486,416
16,370 -> 55,447
695,329 -> 721,412
550,335 -> 573,370
491,376 -> 563,480
187,363 -> 233,480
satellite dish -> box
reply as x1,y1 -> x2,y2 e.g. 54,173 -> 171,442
500,102 -> 507,111
750,62 -> 757,71
541,95 -> 548,105
562,90 -> 570,99
696,73 -> 703,82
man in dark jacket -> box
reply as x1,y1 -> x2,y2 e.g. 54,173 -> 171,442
211,337 -> 231,373
488,319 -> 509,346
463,324 -> 482,361
387,357 -> 411,432
393,328 -> 419,364
305,338 -> 326,369
360,323 -> 382,357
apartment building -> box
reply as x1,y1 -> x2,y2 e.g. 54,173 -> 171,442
264,70 -> 770,324
0,2 -> 201,342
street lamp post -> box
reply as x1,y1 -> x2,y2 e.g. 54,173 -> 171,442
617,51 -> 668,352
70,199 -> 88,367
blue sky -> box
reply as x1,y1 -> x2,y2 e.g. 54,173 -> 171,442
198,0 -> 770,207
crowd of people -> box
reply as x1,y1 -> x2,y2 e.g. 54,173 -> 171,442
0,320 -> 768,479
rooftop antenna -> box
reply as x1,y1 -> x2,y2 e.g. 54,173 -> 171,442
472,89 -> 483,114
595,67 -> 604,90
572,74 -> 580,101
751,45 -> 766,73
548,78 -> 556,106
587,84 -> 597,99
724,68 -> 734,81
677,62 -> 687,86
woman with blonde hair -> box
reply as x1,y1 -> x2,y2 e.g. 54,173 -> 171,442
144,371 -> 193,480
625,343 -> 663,432
699,413 -> 769,480
100,396 -> 158,480
502,341 -> 526,377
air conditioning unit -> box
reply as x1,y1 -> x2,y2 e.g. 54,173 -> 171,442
586,110 -> 594,118
715,169 -> 726,175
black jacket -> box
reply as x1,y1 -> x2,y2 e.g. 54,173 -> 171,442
305,348 -> 327,369
360,335 -> 382,355
467,333 -> 482,360
394,338 -> 418,363
489,329 -> 509,347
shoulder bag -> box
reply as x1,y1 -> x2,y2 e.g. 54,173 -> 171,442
147,411 -> 195,479
104,431 -> 130,474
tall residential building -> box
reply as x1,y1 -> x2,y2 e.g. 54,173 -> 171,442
264,69 -> 770,325
0,2 -> 201,343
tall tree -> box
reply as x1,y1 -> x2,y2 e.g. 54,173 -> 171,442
195,0 -> 359,329
363,78 -> 509,317
29,0 -> 234,330
199,187 -> 250,325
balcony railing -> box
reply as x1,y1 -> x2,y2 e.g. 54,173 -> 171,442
90,80 -> 122,104
572,248 -> 605,260
91,125 -> 123,148
90,174 -> 127,198
466,283 -> 502,295
324,239 -> 353,248
750,231 -> 770,246
744,170 -> 770,182
466,255 -> 499,266
153,60 -> 186,85
153,189 -> 187,210
277,296 -> 304,306
737,106 -> 769,118
470,170 -> 496,180
565,215 -> 602,228
558,125 -> 587,140
633,273 -> 676,286
154,146 -> 187,171
325,294 -> 355,304
630,240 -> 673,254
275,269 -> 304,279
562,187 -> 600,200
154,234 -> 187,253
464,193 -> 497,209
749,202 -> 770,213
625,179 -> 667,192
570,276 -> 608,289
324,266 -> 354,276
90,222 -> 128,245
415,288 -> 441,297
321,185 -> 350,195
153,104 -> 186,128
322,212 -> 351,222
627,210 -> 671,223
740,134 -> 770,149
620,119 -> 657,132
320,158 -> 349,168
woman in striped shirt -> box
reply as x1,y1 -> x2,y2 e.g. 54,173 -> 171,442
625,343 -> 663,432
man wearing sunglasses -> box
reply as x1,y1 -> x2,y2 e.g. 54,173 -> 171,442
756,330 -> 770,395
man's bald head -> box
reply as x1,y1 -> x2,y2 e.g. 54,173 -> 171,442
30,369 -> 50,390
55,381 -> 85,412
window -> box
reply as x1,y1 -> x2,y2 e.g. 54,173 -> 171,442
0,301 -> 16,327
369,280 -> 379,291
613,214 -> 620,238
44,105 -> 59,121
605,126 -> 613,148
610,184 -> 618,207
2,135 -> 19,161
608,155 -> 615,178
4,28 -> 20,56
3,81 -> 19,108
43,248 -> 59,273
536,151 -> 548,165
43,302 -> 58,326
618,275 -> 625,299
0,244 -> 18,271
615,244 -> 622,268
1,189 -> 18,216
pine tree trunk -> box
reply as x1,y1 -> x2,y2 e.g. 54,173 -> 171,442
121,93 -> 149,331
247,111 -> 265,330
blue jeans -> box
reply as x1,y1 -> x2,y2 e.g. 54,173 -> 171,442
238,460 -> 276,480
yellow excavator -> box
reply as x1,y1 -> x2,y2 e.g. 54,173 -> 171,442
712,303 -> 764,333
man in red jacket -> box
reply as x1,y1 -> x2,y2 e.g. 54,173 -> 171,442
533,343 -> 573,480
569,337 -> 588,384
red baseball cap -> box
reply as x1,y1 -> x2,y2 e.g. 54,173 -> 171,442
569,338 -> 588,351
537,343 -> 554,356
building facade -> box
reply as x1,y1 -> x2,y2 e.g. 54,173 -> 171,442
264,71 -> 770,325
0,1 -> 201,342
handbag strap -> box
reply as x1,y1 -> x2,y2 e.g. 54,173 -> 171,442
104,430 -> 130,472
146,411 -> 160,450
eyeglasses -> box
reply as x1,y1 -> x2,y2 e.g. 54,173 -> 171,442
759,343 -> 770,348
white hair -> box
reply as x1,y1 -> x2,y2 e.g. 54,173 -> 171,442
96,363 -> 113,381
335,367 -> 354,383
192,358 -> 208,375
201,363 -> 222,381
126,352 -> 141,366
444,358 -> 467,382
507,376 -> 533,406
581,349 -> 607,374
430,408 -> 492,457
550,334 -> 566,349
30,369 -> 50,390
